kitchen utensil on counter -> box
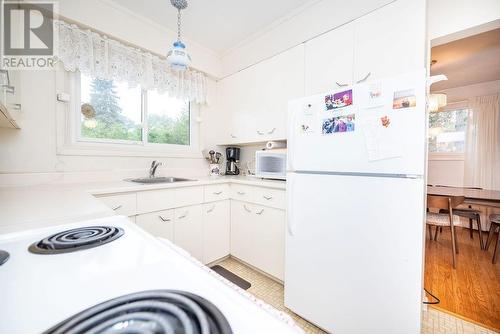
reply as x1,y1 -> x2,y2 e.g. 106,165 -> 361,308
209,150 -> 215,163
216,152 -> 222,164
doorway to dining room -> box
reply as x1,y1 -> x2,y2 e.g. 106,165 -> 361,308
424,22 -> 500,332
424,20 -> 500,332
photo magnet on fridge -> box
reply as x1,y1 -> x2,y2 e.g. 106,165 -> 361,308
392,89 -> 416,109
325,89 -> 353,111
322,114 -> 355,134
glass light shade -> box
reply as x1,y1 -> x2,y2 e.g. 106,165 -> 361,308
167,41 -> 191,71
428,93 -> 447,112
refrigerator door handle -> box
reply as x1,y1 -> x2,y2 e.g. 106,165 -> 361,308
287,174 -> 296,236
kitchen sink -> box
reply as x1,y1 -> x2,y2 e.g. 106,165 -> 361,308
126,177 -> 195,184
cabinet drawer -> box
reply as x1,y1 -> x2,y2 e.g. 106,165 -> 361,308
230,184 -> 255,203
204,184 -> 230,202
136,209 -> 174,242
136,189 -> 175,214
253,187 -> 286,210
175,186 -> 204,208
98,193 -> 136,216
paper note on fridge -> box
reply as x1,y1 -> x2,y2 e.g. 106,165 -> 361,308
361,117 -> 402,161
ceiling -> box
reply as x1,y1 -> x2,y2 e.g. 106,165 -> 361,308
112,0 -> 315,53
430,28 -> 500,91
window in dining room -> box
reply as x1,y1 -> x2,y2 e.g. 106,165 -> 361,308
428,108 -> 469,153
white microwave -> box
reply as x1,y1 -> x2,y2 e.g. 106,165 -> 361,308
255,150 -> 287,180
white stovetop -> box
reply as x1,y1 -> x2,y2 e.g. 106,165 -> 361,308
0,176 -> 286,234
0,216 -> 300,334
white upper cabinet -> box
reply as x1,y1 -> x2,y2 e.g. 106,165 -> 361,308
216,45 -> 304,145
304,23 -> 355,96
353,0 -> 426,83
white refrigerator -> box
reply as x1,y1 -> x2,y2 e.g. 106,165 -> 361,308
285,71 -> 427,334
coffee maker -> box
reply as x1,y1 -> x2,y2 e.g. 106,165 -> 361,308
225,147 -> 240,175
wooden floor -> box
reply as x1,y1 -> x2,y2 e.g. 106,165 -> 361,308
424,226 -> 500,332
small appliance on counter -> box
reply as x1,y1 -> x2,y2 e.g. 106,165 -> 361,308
225,147 -> 240,175
255,150 -> 287,180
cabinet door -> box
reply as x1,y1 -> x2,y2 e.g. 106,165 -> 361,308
253,206 -> 285,280
252,45 -> 305,141
136,209 -> 174,242
353,0 -> 426,82
230,201 -> 255,264
174,205 -> 203,261
305,23 -> 355,95
217,67 -> 257,144
203,201 -> 230,264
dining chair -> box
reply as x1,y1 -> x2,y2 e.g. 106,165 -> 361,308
451,206 -> 484,249
426,195 -> 464,268
485,214 -> 500,264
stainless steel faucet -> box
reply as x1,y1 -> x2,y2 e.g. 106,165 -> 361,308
149,161 -> 162,178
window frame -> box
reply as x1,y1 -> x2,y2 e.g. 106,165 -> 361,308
427,104 -> 468,161
56,68 -> 201,158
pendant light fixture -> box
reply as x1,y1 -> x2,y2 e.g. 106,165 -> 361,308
167,0 -> 191,71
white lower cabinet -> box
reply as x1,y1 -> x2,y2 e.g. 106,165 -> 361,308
203,200 -> 230,264
97,184 -> 286,280
174,205 -> 204,261
231,200 -> 285,280
135,209 -> 174,242
230,201 -> 256,265
253,205 -> 285,280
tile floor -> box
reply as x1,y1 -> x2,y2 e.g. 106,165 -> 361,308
217,257 -> 498,334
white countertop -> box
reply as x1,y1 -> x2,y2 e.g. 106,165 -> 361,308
0,176 -> 286,233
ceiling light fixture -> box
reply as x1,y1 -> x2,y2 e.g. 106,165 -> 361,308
428,93 -> 447,112
167,0 -> 191,71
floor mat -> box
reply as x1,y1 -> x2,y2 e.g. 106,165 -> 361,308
210,265 -> 251,290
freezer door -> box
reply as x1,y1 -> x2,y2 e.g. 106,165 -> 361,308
285,172 -> 425,334
287,71 -> 426,175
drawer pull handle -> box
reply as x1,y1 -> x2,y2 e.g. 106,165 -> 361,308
5,85 -> 15,94
206,205 -> 216,213
267,127 -> 276,135
263,195 -> 273,200
237,191 -> 246,195
112,205 -> 123,211
335,82 -> 348,88
230,134 -> 237,138
257,130 -> 265,135
356,72 -> 371,84
178,212 -> 189,219
243,205 -> 252,213
213,191 -> 223,195
256,209 -> 265,215
159,215 -> 171,222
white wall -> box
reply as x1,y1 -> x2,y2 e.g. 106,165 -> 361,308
427,0 -> 500,43
0,0 -> 221,180
427,80 -> 500,187
220,0 -> 393,77
58,0 -> 222,77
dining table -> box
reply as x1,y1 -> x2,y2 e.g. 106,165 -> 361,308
427,185 -> 500,208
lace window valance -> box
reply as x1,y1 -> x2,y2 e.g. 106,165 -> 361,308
55,20 -> 208,104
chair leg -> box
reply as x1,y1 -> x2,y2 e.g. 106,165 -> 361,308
427,225 -> 433,240
450,225 -> 457,268
476,216 -> 484,250
469,218 -> 473,239
485,223 -> 497,251
434,226 -> 439,241
493,230 -> 500,264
